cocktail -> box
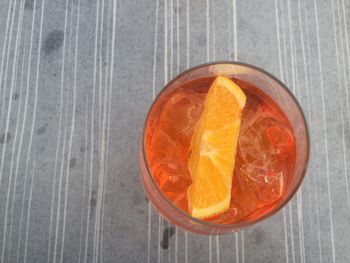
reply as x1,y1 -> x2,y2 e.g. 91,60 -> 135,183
140,62 -> 309,234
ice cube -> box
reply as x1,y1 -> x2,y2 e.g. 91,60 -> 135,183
265,122 -> 294,160
159,92 -> 205,140
152,160 -> 192,194
236,112 -> 291,203
148,131 -> 178,164
237,163 -> 285,203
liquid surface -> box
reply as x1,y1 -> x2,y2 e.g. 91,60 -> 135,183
145,77 -> 296,224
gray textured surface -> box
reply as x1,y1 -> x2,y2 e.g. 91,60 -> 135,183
0,0 -> 349,262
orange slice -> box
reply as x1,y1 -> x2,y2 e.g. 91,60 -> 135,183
187,76 -> 246,219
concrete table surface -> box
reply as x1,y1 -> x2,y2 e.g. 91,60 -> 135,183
0,0 -> 349,262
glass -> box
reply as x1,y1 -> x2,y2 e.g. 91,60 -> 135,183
140,62 -> 309,234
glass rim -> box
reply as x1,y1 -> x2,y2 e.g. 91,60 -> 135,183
141,61 -> 310,230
